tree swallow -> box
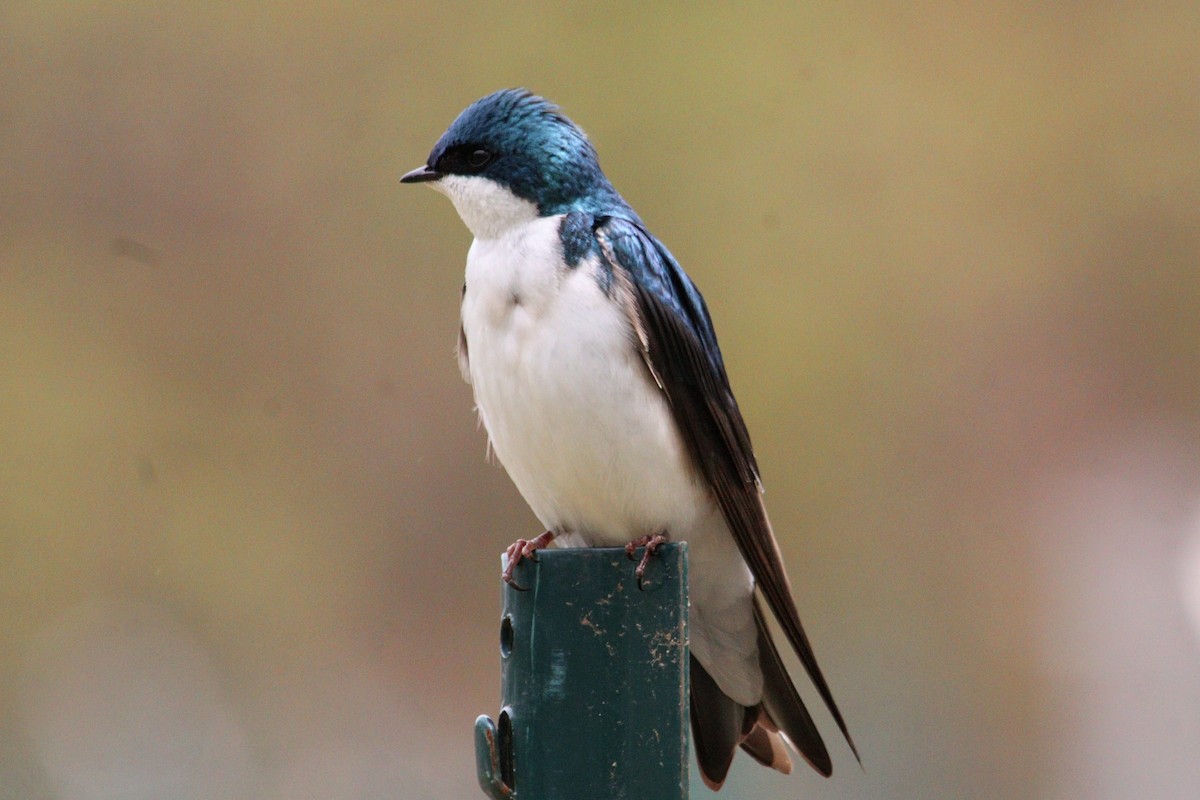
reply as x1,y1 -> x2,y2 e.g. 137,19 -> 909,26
402,89 -> 857,789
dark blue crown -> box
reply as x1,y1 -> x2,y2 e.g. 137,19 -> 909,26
425,89 -> 633,217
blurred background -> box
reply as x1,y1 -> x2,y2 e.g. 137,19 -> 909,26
3,3 -> 1199,798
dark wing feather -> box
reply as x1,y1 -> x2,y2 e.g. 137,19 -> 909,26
755,596 -> 830,775
457,283 -> 471,382
595,215 -> 859,764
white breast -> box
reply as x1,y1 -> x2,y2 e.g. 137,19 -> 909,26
460,214 -> 712,546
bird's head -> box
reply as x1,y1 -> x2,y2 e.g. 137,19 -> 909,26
402,89 -> 625,238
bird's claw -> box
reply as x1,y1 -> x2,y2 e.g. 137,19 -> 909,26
625,532 -> 669,590
502,530 -> 557,591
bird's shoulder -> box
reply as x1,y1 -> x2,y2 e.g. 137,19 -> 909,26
555,210 -> 728,376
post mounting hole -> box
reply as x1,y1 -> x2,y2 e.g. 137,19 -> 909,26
500,614 -> 513,657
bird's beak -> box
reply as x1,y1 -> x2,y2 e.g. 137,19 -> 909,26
401,165 -> 442,184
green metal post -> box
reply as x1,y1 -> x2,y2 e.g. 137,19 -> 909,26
475,543 -> 689,800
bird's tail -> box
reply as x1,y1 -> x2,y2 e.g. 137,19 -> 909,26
690,600 -> 832,790
752,596 -> 832,775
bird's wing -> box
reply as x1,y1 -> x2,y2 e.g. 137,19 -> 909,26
594,214 -> 858,764
457,283 -> 472,383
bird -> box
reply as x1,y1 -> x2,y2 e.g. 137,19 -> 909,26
401,89 -> 857,789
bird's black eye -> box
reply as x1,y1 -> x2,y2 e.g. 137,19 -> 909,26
468,148 -> 492,168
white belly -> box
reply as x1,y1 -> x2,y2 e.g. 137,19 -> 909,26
460,215 -> 710,545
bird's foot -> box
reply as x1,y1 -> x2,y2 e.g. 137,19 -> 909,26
502,530 -> 556,591
625,532 -> 669,589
